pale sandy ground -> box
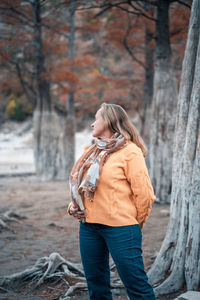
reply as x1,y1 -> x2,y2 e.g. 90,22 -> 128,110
0,178 -> 184,300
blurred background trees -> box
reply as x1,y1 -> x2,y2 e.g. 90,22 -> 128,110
0,0 -> 191,193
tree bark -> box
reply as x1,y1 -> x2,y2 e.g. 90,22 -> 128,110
149,0 -> 178,203
63,0 -> 76,178
148,0 -> 200,294
33,0 -> 76,180
141,22 -> 154,145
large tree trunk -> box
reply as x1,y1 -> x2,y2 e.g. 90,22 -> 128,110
63,0 -> 76,177
33,0 -> 54,180
33,0 -> 75,180
148,0 -> 200,294
149,0 -> 178,203
141,23 -> 154,146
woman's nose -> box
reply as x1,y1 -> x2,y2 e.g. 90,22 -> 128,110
91,122 -> 94,128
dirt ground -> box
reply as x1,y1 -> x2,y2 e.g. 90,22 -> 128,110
0,177 -> 183,300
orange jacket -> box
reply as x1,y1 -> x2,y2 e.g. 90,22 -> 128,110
68,141 -> 156,228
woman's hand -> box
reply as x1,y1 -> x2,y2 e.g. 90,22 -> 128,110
69,203 -> 86,221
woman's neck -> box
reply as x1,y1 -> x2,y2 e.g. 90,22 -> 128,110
98,130 -> 113,139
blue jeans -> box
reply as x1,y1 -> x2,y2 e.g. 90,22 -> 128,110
79,222 -> 156,300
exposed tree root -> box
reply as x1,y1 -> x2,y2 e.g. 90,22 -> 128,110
0,252 -> 124,298
60,279 -> 124,299
60,282 -> 88,299
0,210 -> 25,232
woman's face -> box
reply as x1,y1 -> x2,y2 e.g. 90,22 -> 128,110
91,109 -> 112,138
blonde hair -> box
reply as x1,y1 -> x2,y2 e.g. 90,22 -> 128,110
100,103 -> 147,157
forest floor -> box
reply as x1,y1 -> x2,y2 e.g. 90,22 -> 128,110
0,178 -> 185,300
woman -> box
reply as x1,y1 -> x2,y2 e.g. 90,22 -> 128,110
68,103 -> 156,300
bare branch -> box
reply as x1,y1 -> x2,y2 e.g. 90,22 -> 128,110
0,0 -> 33,25
76,1 -> 156,21
170,28 -> 185,37
122,16 -> 145,68
95,4 -> 155,21
93,5 -> 111,17
170,0 -> 191,8
15,62 -> 36,106
41,22 -> 69,39
126,1 -> 156,21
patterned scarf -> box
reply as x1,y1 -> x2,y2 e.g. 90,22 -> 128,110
69,133 -> 127,215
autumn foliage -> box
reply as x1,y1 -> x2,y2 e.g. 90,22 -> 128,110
0,0 -> 190,121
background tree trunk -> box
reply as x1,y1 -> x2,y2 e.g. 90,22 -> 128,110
149,0 -> 178,203
148,0 -> 200,294
62,0 -> 76,179
141,22 -> 154,146
33,0 -> 55,180
33,0 -> 76,180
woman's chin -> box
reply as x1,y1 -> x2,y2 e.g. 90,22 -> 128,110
92,132 -> 97,138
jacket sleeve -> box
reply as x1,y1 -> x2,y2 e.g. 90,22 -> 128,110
124,146 -> 156,228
